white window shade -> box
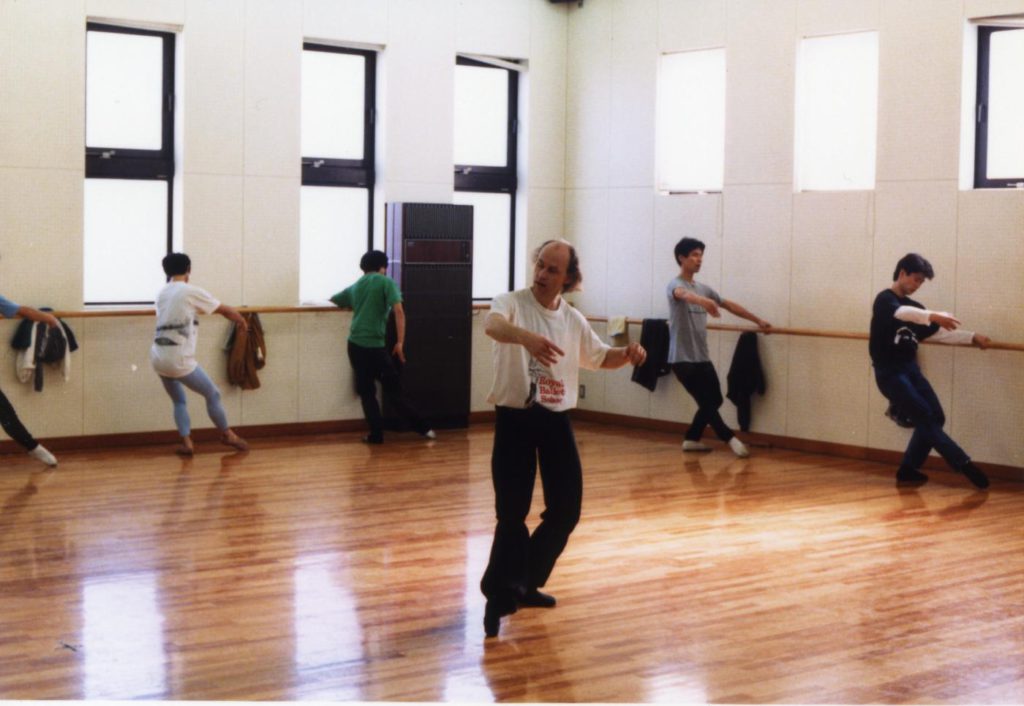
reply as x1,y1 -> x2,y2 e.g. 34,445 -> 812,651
86,30 -> 164,150
985,28 -> 1024,179
454,64 -> 509,167
301,50 -> 365,160
300,186 -> 369,302
656,49 -> 726,192
795,32 -> 879,191
83,179 -> 168,303
452,192 -> 510,299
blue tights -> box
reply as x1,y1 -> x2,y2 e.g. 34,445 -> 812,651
159,367 -> 229,437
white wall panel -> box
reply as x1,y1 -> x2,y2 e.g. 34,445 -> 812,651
609,0 -> 657,188
791,191 -> 874,331
724,0 -> 797,186
565,0 -> 612,189
455,0 -> 530,58
244,0 -> 302,179
786,338 -> 871,446
0,0 -> 84,169
657,0 -> 726,53
876,0 -> 963,182
797,0 -> 879,37
183,0 -> 245,176
304,0 -> 387,45
182,174 -> 244,305
243,176 -> 299,306
239,313 -> 298,426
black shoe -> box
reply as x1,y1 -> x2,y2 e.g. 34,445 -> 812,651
362,434 -> 383,445
895,466 -> 929,486
960,461 -> 989,490
483,601 -> 501,638
518,588 -> 556,608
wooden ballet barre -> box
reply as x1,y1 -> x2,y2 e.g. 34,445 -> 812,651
48,305 -> 339,318
474,304 -> 1024,352
38,304 -> 1024,352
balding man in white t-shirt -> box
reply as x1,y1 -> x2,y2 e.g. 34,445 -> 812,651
480,240 -> 646,638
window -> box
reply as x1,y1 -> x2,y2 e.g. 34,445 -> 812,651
794,32 -> 878,191
974,27 -> 1024,188
300,44 -> 376,302
454,56 -> 519,300
656,49 -> 726,193
84,23 -> 175,304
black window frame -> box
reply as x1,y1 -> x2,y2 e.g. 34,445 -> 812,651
974,26 -> 1024,189
84,22 -> 176,305
301,43 -> 377,249
454,56 -> 519,299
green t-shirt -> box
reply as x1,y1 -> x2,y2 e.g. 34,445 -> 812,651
330,273 -> 403,348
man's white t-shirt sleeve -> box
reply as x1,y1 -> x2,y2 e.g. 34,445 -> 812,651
578,315 -> 609,370
189,286 -> 221,315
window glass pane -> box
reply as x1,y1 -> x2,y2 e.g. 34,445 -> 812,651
795,32 -> 878,191
656,49 -> 725,192
86,31 -> 164,150
987,28 -> 1024,179
454,65 -> 509,167
302,50 -> 365,160
300,186 -> 369,302
452,192 -> 510,299
83,179 -> 168,302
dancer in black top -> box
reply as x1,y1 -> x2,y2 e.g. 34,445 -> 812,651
869,253 -> 990,488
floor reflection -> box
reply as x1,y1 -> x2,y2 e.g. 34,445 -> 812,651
82,571 -> 165,700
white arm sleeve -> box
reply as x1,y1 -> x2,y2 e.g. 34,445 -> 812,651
893,305 -> 935,325
928,327 -> 975,346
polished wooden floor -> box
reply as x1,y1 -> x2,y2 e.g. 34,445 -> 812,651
0,421 -> 1022,703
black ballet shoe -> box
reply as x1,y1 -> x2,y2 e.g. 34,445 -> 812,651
895,466 -> 928,487
960,461 -> 989,490
362,434 -> 383,445
517,588 -> 556,608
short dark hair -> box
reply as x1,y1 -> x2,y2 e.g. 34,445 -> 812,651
162,252 -> 191,280
893,253 -> 934,282
534,240 -> 582,293
360,250 -> 389,273
674,237 -> 705,264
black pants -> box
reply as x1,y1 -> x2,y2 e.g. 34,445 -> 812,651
875,362 -> 969,472
480,405 -> 582,612
0,388 -> 38,450
672,361 -> 735,442
347,341 -> 429,440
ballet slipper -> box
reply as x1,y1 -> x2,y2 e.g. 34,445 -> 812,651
221,433 -> 249,452
174,444 -> 194,457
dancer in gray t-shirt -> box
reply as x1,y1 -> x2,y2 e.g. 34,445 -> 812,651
667,237 -> 770,457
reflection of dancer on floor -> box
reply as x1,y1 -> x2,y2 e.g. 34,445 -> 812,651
0,294 -> 60,467
150,253 -> 249,456
869,253 -> 989,489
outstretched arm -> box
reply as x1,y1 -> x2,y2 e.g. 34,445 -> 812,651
721,299 -> 771,329
672,286 -> 720,317
214,303 -> 247,329
600,342 -> 646,369
16,306 -> 60,329
484,312 -> 565,367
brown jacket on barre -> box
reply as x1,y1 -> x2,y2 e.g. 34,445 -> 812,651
227,312 -> 266,390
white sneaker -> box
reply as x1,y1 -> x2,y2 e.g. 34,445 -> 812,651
30,444 -> 58,467
728,437 -> 750,458
423,430 -> 437,440
682,440 -> 712,452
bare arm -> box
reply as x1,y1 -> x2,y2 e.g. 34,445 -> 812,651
392,303 -> 407,363
16,306 -> 59,329
600,342 -> 647,369
214,303 -> 247,329
672,286 -> 720,317
484,312 -> 565,367
721,299 -> 771,329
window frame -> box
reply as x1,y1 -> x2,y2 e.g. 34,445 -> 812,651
453,55 -> 519,298
301,43 -> 377,249
974,26 -> 1024,189
84,22 -> 176,305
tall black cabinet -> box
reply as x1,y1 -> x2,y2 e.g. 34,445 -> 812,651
384,202 -> 473,429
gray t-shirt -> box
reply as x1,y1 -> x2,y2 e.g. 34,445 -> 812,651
666,277 -> 722,364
